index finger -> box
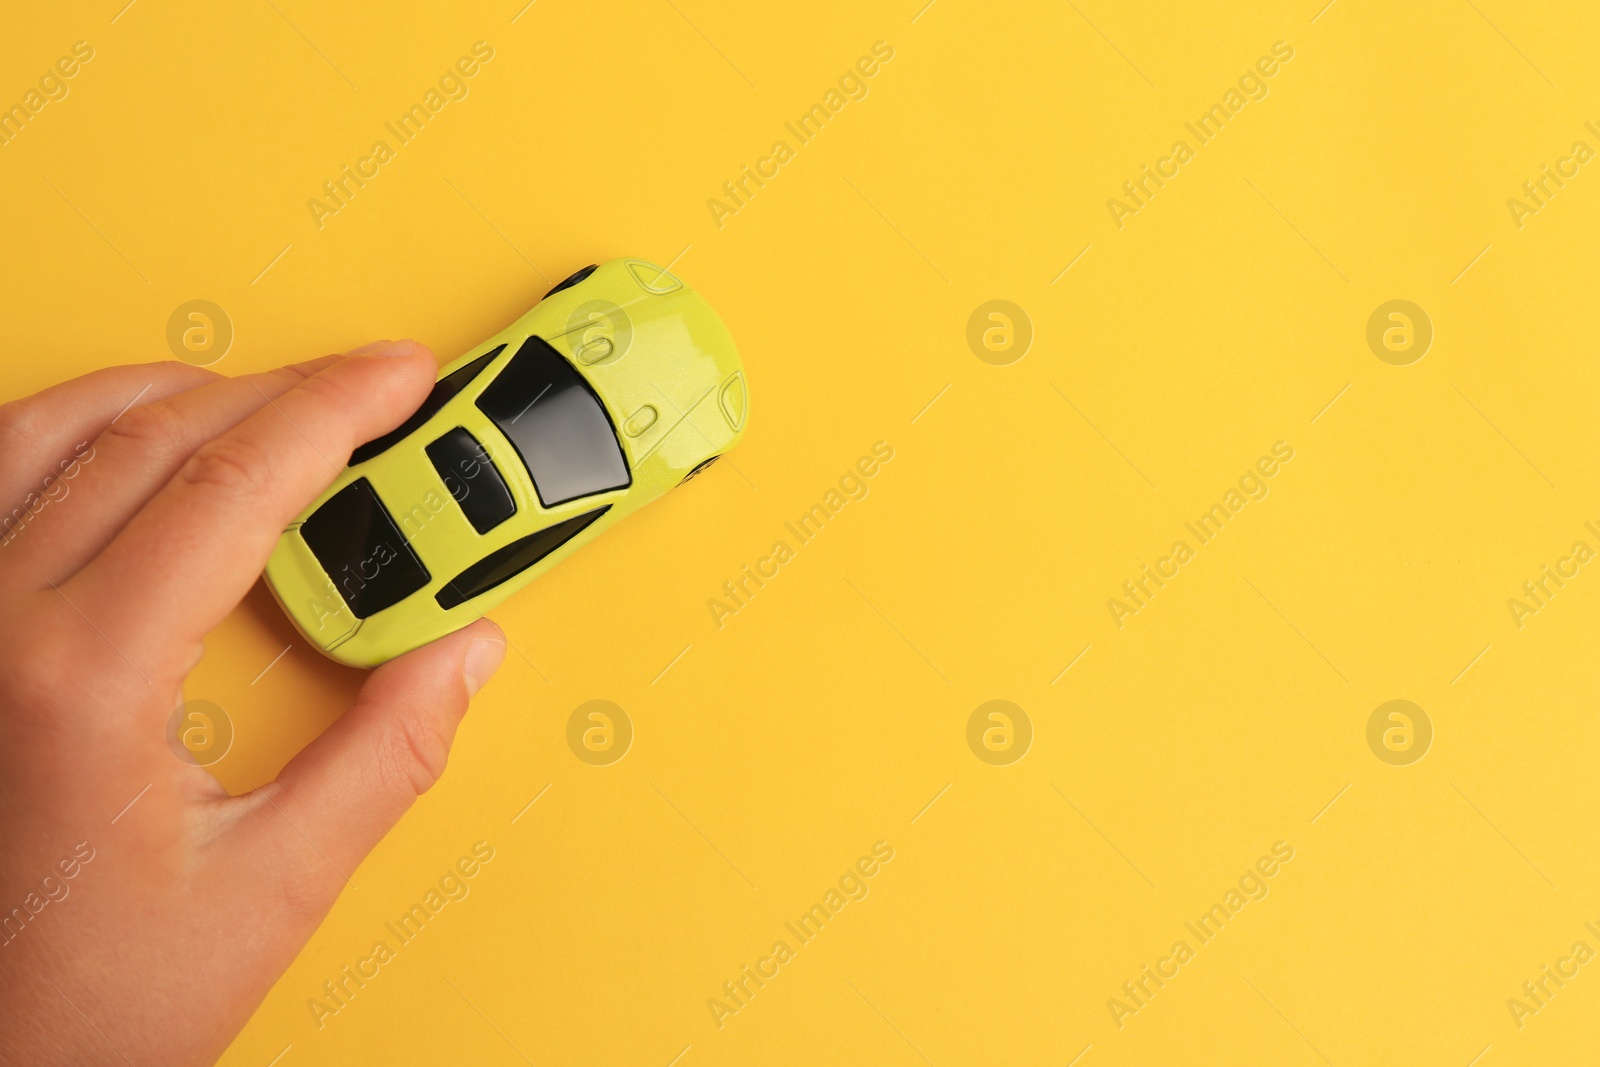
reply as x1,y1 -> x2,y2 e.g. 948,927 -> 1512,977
62,341 -> 438,678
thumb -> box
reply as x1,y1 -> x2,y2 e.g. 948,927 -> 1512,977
226,618 -> 506,903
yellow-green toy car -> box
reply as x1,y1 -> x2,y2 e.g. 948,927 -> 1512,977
264,259 -> 748,667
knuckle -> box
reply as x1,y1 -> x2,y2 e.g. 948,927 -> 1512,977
104,399 -> 193,464
265,361 -> 323,389
260,367 -> 310,395
179,436 -> 273,500
294,370 -> 357,417
382,711 -> 453,798
0,397 -> 40,454
271,373 -> 359,453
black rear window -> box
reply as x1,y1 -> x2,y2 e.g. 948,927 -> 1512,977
436,506 -> 608,610
349,346 -> 504,466
475,336 -> 630,507
300,478 -> 431,619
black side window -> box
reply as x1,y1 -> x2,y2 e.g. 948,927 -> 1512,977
425,427 -> 517,534
543,264 -> 598,299
475,336 -> 630,507
435,506 -> 608,610
349,346 -> 504,466
300,478 -> 431,619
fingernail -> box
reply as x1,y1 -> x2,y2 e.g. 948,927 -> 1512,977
463,637 -> 506,696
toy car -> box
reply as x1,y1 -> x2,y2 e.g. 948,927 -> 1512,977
263,258 -> 748,667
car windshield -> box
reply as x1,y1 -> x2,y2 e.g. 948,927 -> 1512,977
475,335 -> 631,507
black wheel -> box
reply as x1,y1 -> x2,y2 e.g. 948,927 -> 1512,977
680,456 -> 720,484
543,264 -> 598,299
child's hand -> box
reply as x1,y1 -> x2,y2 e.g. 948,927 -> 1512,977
0,341 -> 506,1066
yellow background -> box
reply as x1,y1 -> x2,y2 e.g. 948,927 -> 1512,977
4,0 -> 1600,1063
